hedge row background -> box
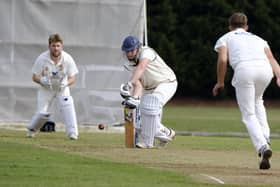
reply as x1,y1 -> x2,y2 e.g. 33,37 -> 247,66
147,0 -> 280,99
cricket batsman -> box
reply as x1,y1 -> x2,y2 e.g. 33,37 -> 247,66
120,35 -> 177,148
27,34 -> 79,140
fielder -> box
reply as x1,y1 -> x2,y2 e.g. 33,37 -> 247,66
120,36 -> 177,148
27,34 -> 79,140
213,12 -> 280,169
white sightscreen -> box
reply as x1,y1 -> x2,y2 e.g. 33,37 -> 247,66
0,0 -> 145,125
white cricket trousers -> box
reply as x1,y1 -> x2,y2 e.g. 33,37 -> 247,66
37,87 -> 70,113
34,87 -> 78,138
147,81 -> 178,106
232,62 -> 273,151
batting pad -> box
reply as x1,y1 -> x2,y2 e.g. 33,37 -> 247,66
58,96 -> 78,139
27,112 -> 50,131
133,106 -> 141,129
140,94 -> 161,147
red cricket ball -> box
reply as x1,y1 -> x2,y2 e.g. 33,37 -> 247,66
98,123 -> 105,130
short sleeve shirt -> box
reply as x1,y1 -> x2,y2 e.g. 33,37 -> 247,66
32,50 -> 78,94
32,50 -> 78,79
214,28 -> 269,69
137,46 -> 176,90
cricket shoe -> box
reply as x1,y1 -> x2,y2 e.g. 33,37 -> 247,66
155,128 -> 175,141
69,134 -> 78,140
26,129 -> 35,138
167,128 -> 176,139
259,145 -> 272,170
258,139 -> 271,157
156,128 -> 175,148
135,142 -> 153,149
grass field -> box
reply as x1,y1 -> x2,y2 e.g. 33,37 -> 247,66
163,104 -> 280,134
1,105 -> 280,186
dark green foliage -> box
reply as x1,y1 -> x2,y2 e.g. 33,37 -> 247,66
147,0 -> 280,98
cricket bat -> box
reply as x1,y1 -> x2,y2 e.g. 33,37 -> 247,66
124,104 -> 142,148
124,105 -> 135,148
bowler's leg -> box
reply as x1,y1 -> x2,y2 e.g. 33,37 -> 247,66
254,72 -> 273,144
235,85 -> 268,151
236,84 -> 272,169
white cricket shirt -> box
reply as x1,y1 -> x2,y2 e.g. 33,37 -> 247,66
32,50 -> 78,78
137,46 -> 176,90
214,28 -> 270,69
32,50 -> 78,94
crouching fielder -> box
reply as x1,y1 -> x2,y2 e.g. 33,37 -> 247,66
121,36 -> 177,148
27,34 -> 79,140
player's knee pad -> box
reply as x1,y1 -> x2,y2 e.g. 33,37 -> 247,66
27,112 -> 50,132
58,96 -> 78,139
140,94 -> 161,116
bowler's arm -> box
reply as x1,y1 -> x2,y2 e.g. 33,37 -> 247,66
212,46 -> 228,96
265,47 -> 280,87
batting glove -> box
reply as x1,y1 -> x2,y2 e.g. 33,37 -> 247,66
60,79 -> 68,89
40,76 -> 51,88
120,82 -> 132,99
122,96 -> 140,109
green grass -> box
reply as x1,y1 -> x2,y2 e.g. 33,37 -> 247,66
1,130 -> 280,186
0,137 -> 189,187
163,105 -> 280,134
1,105 -> 280,186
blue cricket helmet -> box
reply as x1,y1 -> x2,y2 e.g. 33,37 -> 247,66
121,36 -> 141,51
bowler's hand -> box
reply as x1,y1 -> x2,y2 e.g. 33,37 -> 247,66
212,83 -> 224,96
276,77 -> 280,87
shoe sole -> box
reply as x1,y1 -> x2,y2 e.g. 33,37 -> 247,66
135,143 -> 155,149
136,143 -> 147,149
259,149 -> 272,170
136,145 -> 145,149
136,145 -> 153,149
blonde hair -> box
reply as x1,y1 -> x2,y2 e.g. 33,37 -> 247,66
228,12 -> 248,28
48,33 -> 63,45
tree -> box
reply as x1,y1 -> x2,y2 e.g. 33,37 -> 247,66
147,0 -> 280,98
